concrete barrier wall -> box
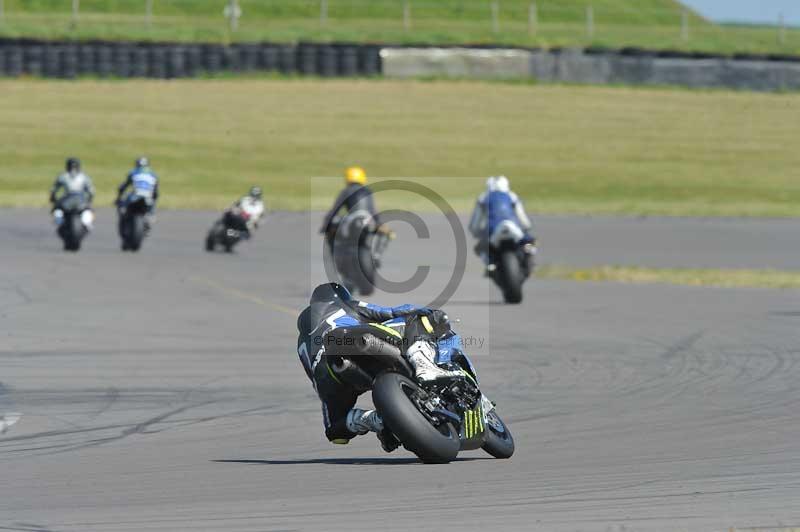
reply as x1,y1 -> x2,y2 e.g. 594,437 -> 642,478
381,47 -> 531,79
383,47 -> 800,92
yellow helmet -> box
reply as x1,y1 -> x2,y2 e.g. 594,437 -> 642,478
345,166 -> 367,185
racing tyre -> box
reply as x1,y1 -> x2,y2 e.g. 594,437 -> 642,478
205,227 -> 217,251
481,409 -> 514,459
129,215 -> 145,252
500,250 -> 523,304
64,216 -> 83,252
355,242 -> 376,296
372,372 -> 460,464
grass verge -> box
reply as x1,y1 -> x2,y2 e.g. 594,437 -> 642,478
537,265 -> 800,289
1,78 -> 798,216
0,1 -> 798,56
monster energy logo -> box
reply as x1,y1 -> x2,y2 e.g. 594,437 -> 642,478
463,404 -> 484,439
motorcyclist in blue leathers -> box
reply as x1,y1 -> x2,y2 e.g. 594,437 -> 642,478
116,157 -> 159,231
468,175 -> 536,275
296,283 -> 462,451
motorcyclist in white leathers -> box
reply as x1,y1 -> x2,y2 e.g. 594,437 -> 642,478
223,186 -> 265,239
49,157 -> 95,229
468,175 -> 536,274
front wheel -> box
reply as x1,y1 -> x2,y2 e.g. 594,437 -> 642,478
63,215 -> 83,252
205,224 -> 219,252
481,409 -> 514,459
372,373 -> 460,464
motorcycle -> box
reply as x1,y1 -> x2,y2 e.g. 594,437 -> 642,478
323,322 -> 514,464
206,208 -> 251,253
486,221 -> 535,304
117,195 -> 150,252
325,211 -> 392,296
53,192 -> 93,252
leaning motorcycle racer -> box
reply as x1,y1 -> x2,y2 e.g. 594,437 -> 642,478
296,283 -> 461,451
225,186 -> 265,239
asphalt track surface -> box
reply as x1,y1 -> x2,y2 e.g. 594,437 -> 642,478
1,208 -> 800,532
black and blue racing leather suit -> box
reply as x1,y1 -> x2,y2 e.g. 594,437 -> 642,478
296,297 -> 428,442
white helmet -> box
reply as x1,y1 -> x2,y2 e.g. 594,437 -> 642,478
485,176 -> 497,191
494,175 -> 510,193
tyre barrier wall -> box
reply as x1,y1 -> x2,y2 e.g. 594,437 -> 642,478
0,41 -> 382,79
381,47 -> 800,92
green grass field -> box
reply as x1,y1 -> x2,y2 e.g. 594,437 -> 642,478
1,78 -> 798,216
0,0 -> 798,56
538,265 -> 800,289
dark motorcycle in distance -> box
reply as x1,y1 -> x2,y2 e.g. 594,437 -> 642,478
487,221 -> 535,304
117,196 -> 150,252
325,211 -> 393,296
324,324 -> 514,464
206,208 -> 250,253
54,192 -> 93,252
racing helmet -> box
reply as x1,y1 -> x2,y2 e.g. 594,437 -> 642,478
345,166 -> 367,185
65,157 -> 81,174
249,186 -> 263,200
311,283 -> 354,304
135,157 -> 149,169
494,175 -> 510,193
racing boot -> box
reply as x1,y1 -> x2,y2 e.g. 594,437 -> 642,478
406,340 -> 464,383
523,239 -> 537,274
345,408 -> 400,452
377,428 -> 401,453
144,214 -> 154,235
345,408 -> 384,435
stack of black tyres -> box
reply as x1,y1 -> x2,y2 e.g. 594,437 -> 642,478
130,46 -> 149,78
24,45 -> 44,77
78,45 -> 94,76
43,46 -> 61,77
0,40 -> 383,78
114,45 -> 132,78
279,45 -> 296,74
149,46 -> 166,78
340,46 -> 359,76
298,44 -> 317,75
96,45 -> 113,77
62,45 -> 78,78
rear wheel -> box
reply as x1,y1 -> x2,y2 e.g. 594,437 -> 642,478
355,241 -> 376,296
129,215 -> 145,252
500,250 -> 523,304
481,409 -> 515,459
372,373 -> 460,464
